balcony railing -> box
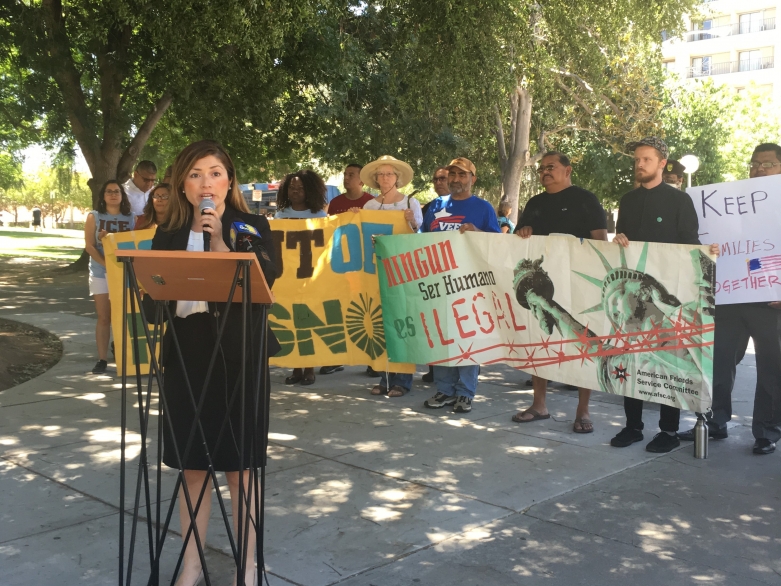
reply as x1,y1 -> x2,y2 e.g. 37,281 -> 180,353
686,17 -> 775,42
686,56 -> 775,78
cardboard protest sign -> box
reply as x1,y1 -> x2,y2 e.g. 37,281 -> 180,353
268,210 -> 416,373
687,175 -> 781,304
376,233 -> 715,412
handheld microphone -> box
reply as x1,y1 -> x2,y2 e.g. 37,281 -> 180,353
199,199 -> 216,251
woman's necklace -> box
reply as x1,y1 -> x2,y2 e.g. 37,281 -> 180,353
379,189 -> 400,209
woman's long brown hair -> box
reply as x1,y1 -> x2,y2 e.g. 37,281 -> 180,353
160,140 -> 249,232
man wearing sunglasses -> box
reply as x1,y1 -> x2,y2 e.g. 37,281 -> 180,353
420,166 -> 452,382
678,143 -> 781,455
422,166 -> 450,218
122,160 -> 158,216
513,151 -> 608,433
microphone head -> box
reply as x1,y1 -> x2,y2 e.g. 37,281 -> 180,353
230,221 -> 261,250
199,199 -> 216,214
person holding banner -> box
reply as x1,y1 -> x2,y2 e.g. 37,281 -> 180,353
84,180 -> 135,375
274,170 -> 328,220
609,137 -> 717,453
134,182 -> 171,230
678,143 -> 781,456
274,170 -> 328,385
421,157 -> 501,413
361,155 -> 424,230
152,140 -> 279,586
513,151 -> 608,433
327,164 -> 374,215
360,155 -> 422,397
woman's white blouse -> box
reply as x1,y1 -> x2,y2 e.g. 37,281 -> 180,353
175,231 -> 210,318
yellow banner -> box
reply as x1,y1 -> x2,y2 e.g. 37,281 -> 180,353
103,229 -> 157,376
103,211 -> 415,374
268,210 -> 415,372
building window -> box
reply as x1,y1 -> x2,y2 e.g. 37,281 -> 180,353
689,19 -> 714,41
663,60 -> 675,72
691,56 -> 712,76
739,50 -> 762,71
739,12 -> 763,34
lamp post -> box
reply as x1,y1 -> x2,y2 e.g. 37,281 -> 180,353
680,154 -> 700,189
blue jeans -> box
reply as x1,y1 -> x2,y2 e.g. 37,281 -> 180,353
379,372 -> 413,391
433,365 -> 479,399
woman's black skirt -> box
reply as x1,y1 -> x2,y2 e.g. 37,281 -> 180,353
160,312 -> 268,471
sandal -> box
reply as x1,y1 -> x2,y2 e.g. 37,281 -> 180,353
388,385 -> 409,397
573,417 -> 594,434
511,408 -> 551,423
285,368 -> 303,385
371,385 -> 388,395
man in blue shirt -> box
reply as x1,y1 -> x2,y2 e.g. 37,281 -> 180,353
421,157 -> 501,413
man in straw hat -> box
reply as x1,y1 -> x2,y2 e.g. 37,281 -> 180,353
421,157 -> 501,413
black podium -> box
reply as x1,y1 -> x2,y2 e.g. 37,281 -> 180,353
115,249 -> 273,586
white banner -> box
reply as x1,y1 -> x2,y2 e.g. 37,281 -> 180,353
687,175 -> 781,304
377,233 -> 715,412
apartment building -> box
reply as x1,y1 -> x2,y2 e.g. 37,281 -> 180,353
662,0 -> 779,100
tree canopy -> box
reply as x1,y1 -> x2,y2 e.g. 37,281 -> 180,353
1,0 -> 745,219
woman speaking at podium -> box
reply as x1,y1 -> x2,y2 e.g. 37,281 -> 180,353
152,140 -> 279,586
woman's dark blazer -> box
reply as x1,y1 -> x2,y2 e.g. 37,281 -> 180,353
151,205 -> 281,359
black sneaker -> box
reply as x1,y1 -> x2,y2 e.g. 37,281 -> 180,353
424,392 -> 457,409
92,359 -> 108,375
610,427 -> 644,448
453,396 -> 472,413
319,365 -> 344,375
678,425 -> 728,441
422,367 -> 434,383
753,439 -> 776,455
646,432 -> 680,453
366,366 -> 381,377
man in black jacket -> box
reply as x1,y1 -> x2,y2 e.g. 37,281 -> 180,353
610,137 -> 706,453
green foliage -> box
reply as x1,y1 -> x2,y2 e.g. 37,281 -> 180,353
719,87 -> 781,182
660,80 -> 781,186
1,162 -> 91,225
0,150 -> 22,191
661,80 -> 728,186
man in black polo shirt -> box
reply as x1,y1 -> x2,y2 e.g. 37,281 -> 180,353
610,137 -> 706,452
513,151 -> 608,433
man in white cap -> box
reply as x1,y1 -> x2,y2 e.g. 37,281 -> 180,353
420,157 -> 501,413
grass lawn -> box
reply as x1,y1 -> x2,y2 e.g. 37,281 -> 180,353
0,228 -> 85,261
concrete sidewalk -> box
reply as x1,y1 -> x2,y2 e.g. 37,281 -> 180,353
0,311 -> 779,585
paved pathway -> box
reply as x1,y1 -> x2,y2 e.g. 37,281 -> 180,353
0,310 -> 778,585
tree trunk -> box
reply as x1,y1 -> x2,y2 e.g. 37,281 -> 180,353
65,249 -> 90,272
495,85 -> 533,225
